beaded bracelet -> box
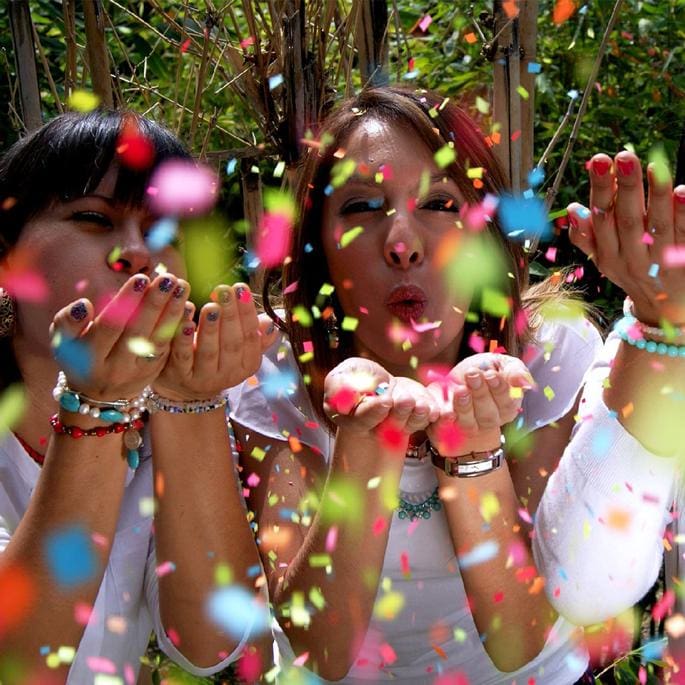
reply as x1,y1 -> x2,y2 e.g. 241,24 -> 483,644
50,414 -> 145,469
622,297 -> 685,343
52,371 -> 150,424
614,316 -> 685,358
146,391 -> 228,414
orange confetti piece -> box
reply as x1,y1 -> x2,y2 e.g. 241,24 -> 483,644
464,32 -> 477,44
0,564 -> 36,637
621,402 -> 634,418
529,577 -> 546,595
503,0 -> 520,18
288,435 -> 303,452
553,0 -> 577,25
432,643 -> 448,659
606,507 -> 631,531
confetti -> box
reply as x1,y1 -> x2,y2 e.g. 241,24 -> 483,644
0,564 -> 35,637
340,226 -> 364,248
553,0 -> 577,25
45,525 -> 97,587
498,194 -> 551,243
373,591 -> 405,620
0,383 -> 26,437
145,217 -> 178,252
458,540 -> 499,568
206,586 -> 270,638
68,90 -> 100,112
434,145 -> 456,169
256,189 -> 297,268
148,160 -> 218,217
116,123 -> 154,171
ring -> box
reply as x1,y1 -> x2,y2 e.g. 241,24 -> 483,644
142,353 -> 160,361
350,394 -> 368,415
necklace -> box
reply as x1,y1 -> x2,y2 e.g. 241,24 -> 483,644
14,434 -> 45,466
397,487 -> 441,521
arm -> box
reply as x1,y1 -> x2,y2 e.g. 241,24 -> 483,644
148,284 -> 275,671
236,360 -> 437,680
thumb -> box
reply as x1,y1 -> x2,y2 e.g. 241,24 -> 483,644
257,313 -> 279,351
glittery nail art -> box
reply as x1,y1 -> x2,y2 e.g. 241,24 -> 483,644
159,277 -> 174,293
70,301 -> 88,321
207,311 -> 219,322
172,285 -> 186,299
133,277 -> 147,293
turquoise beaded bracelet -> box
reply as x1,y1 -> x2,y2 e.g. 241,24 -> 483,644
614,316 -> 685,358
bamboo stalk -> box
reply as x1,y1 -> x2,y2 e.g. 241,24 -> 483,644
8,0 -> 42,131
83,0 -> 113,107
189,14 -> 215,149
283,0 -> 305,166
241,158 -> 264,294
31,20 -> 63,114
355,0 -> 389,87
62,0 -> 77,98
518,0 -> 538,185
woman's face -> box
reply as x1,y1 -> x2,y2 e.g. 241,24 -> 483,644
321,118 -> 473,375
5,164 -> 185,355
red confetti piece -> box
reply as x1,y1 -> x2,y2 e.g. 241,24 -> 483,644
400,551 -> 411,577
326,386 -> 357,414
377,420 -> 406,451
372,516 -> 387,536
434,422 -> 465,455
0,564 -> 36,638
237,649 -> 263,682
493,591 -> 504,603
379,642 -> 397,665
116,123 -> 155,171
180,38 -> 191,53
553,0 -> 577,25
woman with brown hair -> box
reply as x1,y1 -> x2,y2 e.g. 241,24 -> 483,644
228,86 -> 602,683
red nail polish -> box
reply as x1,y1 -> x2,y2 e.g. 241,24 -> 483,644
675,192 -> 685,205
592,159 -> 611,176
182,326 -> 194,336
616,158 -> 635,177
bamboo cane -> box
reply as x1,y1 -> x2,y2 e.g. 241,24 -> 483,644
83,0 -> 113,108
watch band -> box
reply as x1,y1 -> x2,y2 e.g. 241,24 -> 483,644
428,442 -> 504,478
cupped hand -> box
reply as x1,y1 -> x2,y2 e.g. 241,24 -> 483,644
51,273 -> 190,402
567,150 -> 685,325
153,283 -> 279,401
323,358 -> 439,437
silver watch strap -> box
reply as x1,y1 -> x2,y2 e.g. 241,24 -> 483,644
428,443 -> 504,478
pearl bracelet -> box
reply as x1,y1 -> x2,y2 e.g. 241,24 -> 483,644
146,391 -> 228,414
622,297 -> 685,343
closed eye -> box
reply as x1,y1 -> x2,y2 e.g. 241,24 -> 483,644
70,211 -> 113,228
420,196 -> 459,212
339,197 -> 384,215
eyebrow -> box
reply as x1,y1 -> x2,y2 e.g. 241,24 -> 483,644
340,171 -> 458,192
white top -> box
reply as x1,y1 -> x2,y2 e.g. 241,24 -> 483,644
228,316 -> 603,684
0,428 -> 248,683
532,331 -> 681,626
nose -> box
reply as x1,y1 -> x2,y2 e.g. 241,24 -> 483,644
109,220 -> 152,275
383,214 -> 424,269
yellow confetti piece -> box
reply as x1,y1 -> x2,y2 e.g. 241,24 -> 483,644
650,145 -> 671,185
273,160 -> 286,179
68,89 -> 100,112
509,386 -> 523,399
516,85 -> 530,100
215,563 -> 233,585
543,385 -> 556,401
309,586 -> 326,610
467,167 -> 484,179
330,158 -> 357,188
341,316 -> 359,331
57,646 -> 76,664
367,476 -> 381,489
434,144 -> 456,169
318,282 -> 335,297
127,336 -> 156,357
308,553 -> 332,568
290,593 -> 311,628
0,383 -> 26,437
292,305 -> 313,327
251,446 -> 266,462
298,351 -> 314,363
138,497 -> 155,517
373,591 -> 405,620
481,288 -> 510,317
479,492 -> 500,523
340,226 -> 364,248
583,520 -> 591,539
475,96 -> 490,114
454,627 -> 467,642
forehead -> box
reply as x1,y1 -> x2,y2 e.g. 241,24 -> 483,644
341,117 -> 437,173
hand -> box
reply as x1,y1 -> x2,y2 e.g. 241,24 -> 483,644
323,358 -> 439,438
568,150 -> 685,325
51,273 -> 189,401
425,353 -> 532,455
153,283 -> 278,401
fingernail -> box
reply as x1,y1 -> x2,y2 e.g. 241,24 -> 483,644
577,206 -> 591,220
159,277 -> 174,293
184,304 -> 194,319
465,373 -> 482,389
675,191 -> 685,205
235,286 -> 251,303
457,393 -> 471,405
172,285 -> 186,299
133,277 -> 148,293
182,325 -> 194,336
485,373 -> 500,388
617,158 -> 635,177
592,158 -> 611,176
207,311 -> 219,322
217,288 -> 231,305
266,322 -> 275,335
70,301 -> 87,321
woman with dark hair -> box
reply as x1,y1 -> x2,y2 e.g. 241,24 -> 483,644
0,111 -> 273,682
228,86 -> 602,683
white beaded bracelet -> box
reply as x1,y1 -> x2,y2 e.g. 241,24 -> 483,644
146,391 -> 228,414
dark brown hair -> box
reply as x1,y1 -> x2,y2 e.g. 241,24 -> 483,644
263,86 -> 533,431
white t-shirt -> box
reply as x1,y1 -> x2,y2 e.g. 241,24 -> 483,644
0,427 -> 248,683
228,316 -> 603,684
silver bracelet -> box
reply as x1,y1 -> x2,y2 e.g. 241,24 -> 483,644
428,441 -> 504,478
146,391 -> 228,414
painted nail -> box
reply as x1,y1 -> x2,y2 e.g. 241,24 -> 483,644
568,214 -> 579,229
172,285 -> 186,299
182,325 -> 194,336
207,311 -> 219,322
159,277 -> 174,293
217,288 -> 232,305
675,191 -> 685,205
616,158 -> 635,177
133,277 -> 147,293
592,158 -> 611,176
465,373 -> 482,389
235,286 -> 251,303
184,304 -> 194,319
70,301 -> 88,321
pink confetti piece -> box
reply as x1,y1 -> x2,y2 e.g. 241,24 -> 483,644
418,14 -> 433,31
664,245 -> 685,267
148,160 -> 218,217
517,507 -> 533,525
86,656 -> 117,674
283,280 -> 299,295
156,560 -> 176,578
1,269 -> 48,303
468,332 -> 486,353
379,163 -> 393,181
372,516 -> 387,536
240,35 -> 255,48
325,525 -> 338,552
641,232 -> 654,245
653,589 -> 675,621
167,627 -> 181,646
380,642 -> 397,665
411,319 -> 442,332
246,472 -> 260,487
303,340 -> 314,353
74,602 -> 94,625
125,663 -> 136,685
292,651 -> 310,667
400,551 -> 411,577
256,212 -> 293,267
545,247 -> 557,262
407,518 -> 420,536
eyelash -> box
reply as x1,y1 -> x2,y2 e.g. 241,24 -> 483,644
71,211 -> 113,228
339,198 -> 385,215
420,196 -> 459,212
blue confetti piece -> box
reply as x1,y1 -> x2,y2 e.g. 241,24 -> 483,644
54,336 -> 93,380
564,651 -> 586,674
247,564 -> 263,578
458,540 -> 499,569
402,70 -> 420,80
498,194 -> 552,243
649,263 -> 660,278
226,158 -> 237,175
261,369 -> 297,398
528,167 -> 545,188
279,508 -> 296,520
591,427 -> 612,455
559,567 -> 568,581
206,586 -> 270,639
268,74 -> 284,90
304,243 -> 314,253
146,217 -> 178,252
45,525 -> 97,587
324,184 -> 334,196
642,638 -> 666,661
567,89 -> 580,100
527,62 -> 542,74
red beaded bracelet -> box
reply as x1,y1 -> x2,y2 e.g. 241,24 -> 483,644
50,414 -> 144,439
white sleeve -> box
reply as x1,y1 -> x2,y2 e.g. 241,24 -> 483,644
533,331 -> 679,625
143,536 -> 252,676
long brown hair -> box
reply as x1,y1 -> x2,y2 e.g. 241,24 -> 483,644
263,86 -> 547,431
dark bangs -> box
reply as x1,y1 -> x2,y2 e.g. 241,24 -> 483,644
0,111 -> 189,259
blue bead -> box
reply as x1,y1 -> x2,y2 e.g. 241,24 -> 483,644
680,347 -> 685,357
668,346 -> 679,357
636,339 -> 646,349
657,343 -> 668,355
646,341 -> 657,353
59,392 -> 80,413
99,409 -> 125,423
127,449 -> 140,469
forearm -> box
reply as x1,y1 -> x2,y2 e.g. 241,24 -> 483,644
438,461 -> 556,672
151,408 -> 262,668
272,429 -> 402,680
0,428 -> 127,670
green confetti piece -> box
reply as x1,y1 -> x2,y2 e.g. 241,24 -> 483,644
215,563 -> 233,586
340,225 -> 364,248
331,158 -> 357,188
318,283 -> 335,297
467,167 -> 483,179
309,586 -> 326,610
292,305 -> 313,327
0,383 -> 26,436
516,85 -> 530,100
475,96 -> 490,114
308,553 -> 332,568
251,446 -> 266,462
341,316 -> 359,331
268,493 -> 279,506
434,144 -> 456,169
543,385 -> 556,401
481,288 -> 511,317
649,145 -> 671,185
373,591 -> 405,620
298,351 -> 314,363
454,627 -> 467,642
138,497 -> 156,517
273,160 -> 286,179
68,90 -> 100,112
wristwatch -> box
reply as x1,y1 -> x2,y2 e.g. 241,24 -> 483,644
428,442 -> 504,478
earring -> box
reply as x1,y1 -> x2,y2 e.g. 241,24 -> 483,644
0,288 -> 16,338
325,313 -> 339,349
